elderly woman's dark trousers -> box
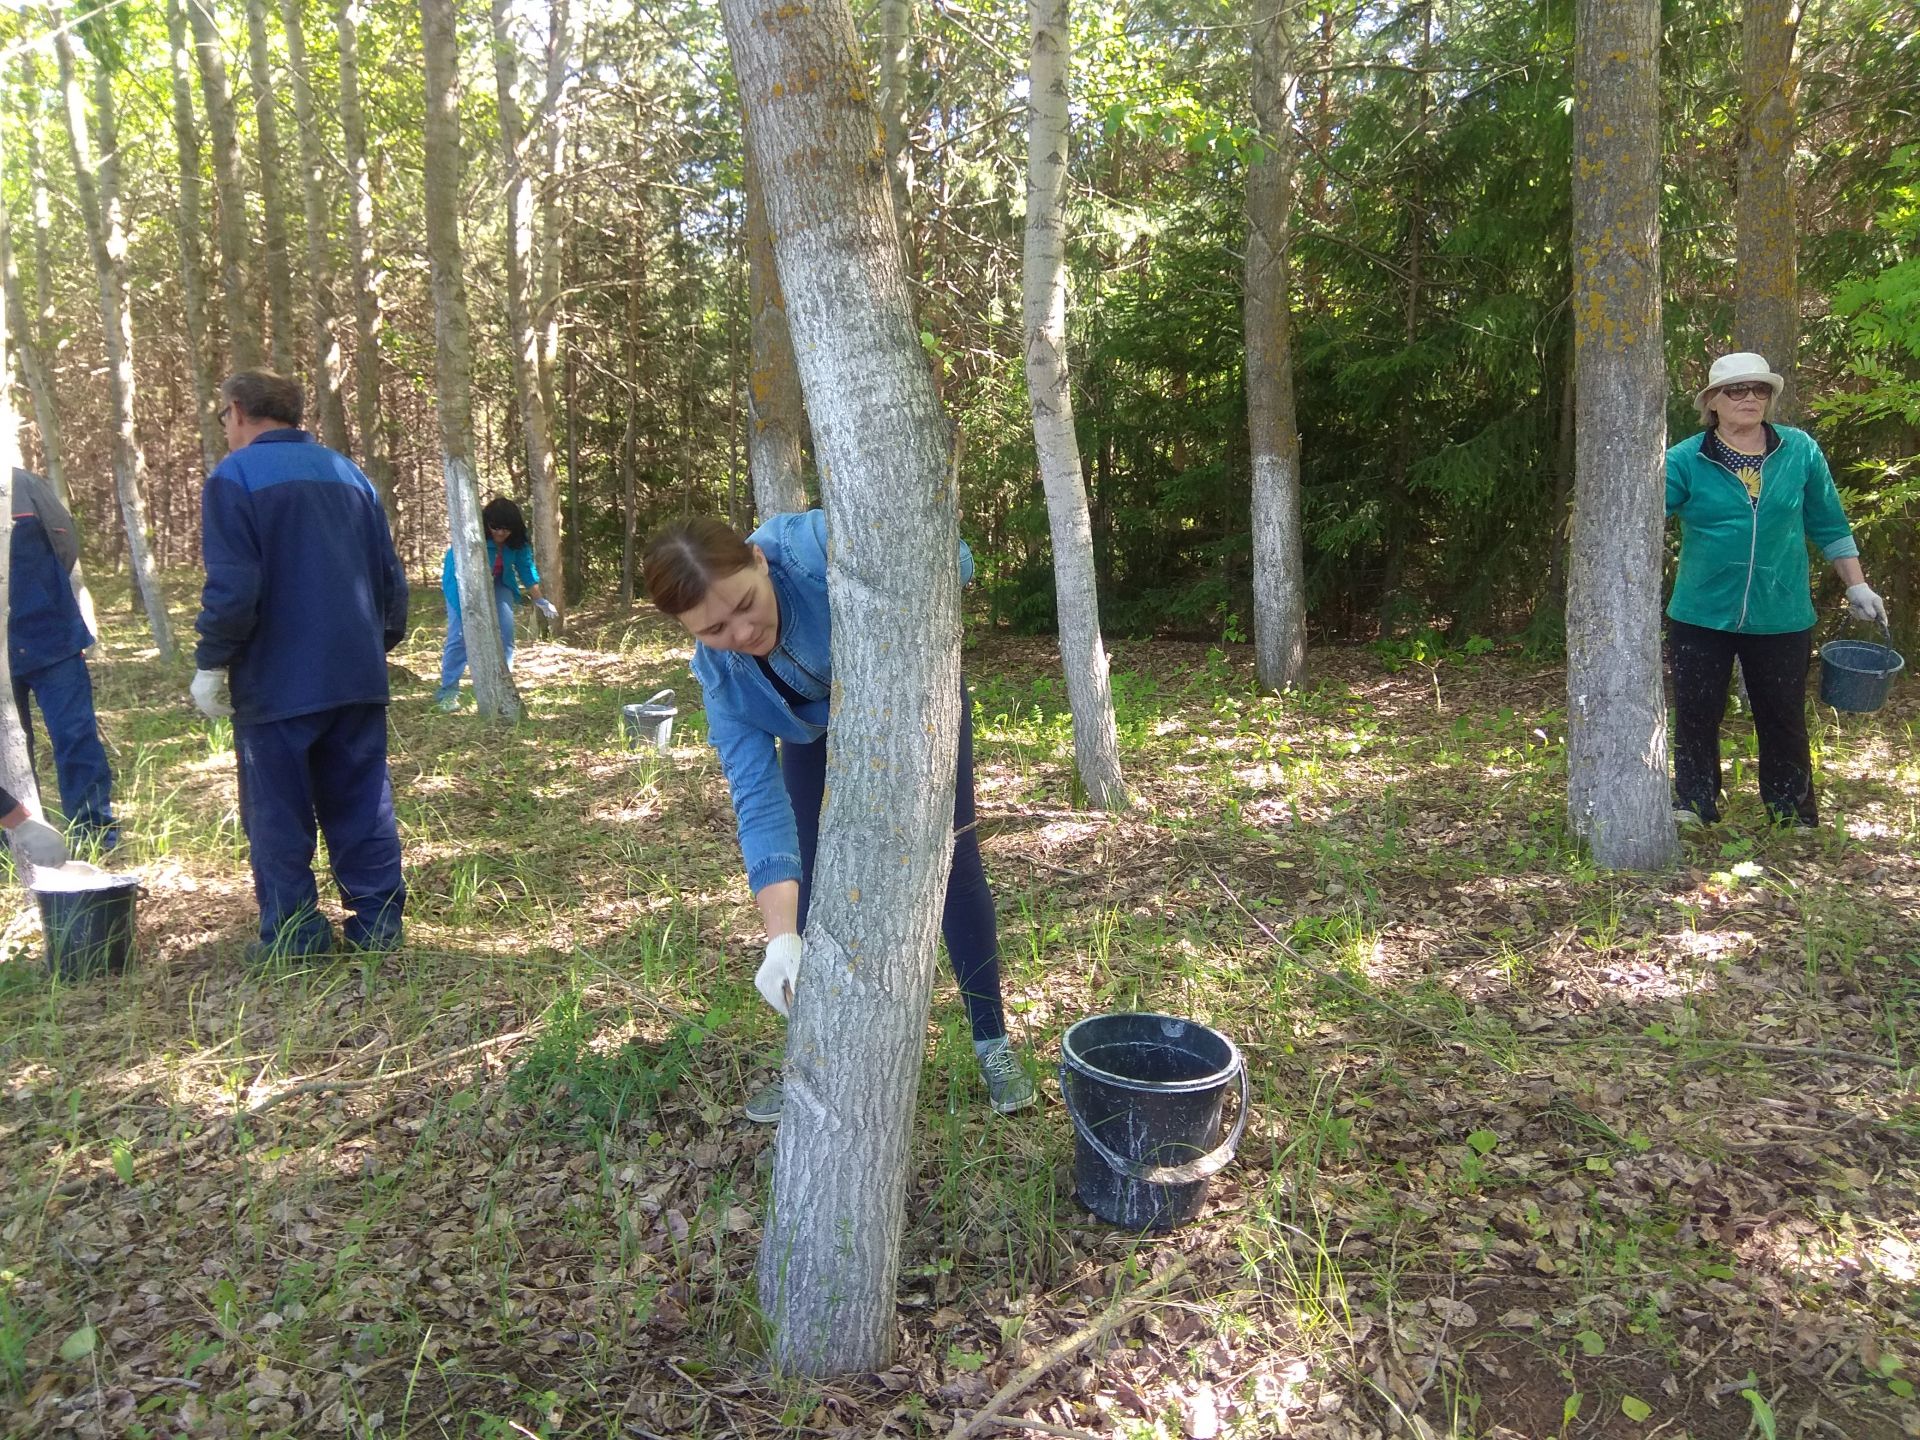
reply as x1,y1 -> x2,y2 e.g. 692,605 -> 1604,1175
1670,619 -> 1817,825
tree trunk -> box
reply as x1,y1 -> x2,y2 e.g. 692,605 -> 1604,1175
57,30 -> 178,661
721,0 -> 964,1377
745,142 -> 808,517
281,0 -> 352,451
491,0 -> 562,631
166,0 -> 226,473
335,0 -> 397,512
245,0 -> 298,373
1,216 -> 66,499
189,0 -> 263,371
13,58 -> 68,502
1566,0 -> 1673,871
420,0 -> 521,722
530,0 -> 569,620
1735,0 -> 1800,419
0,392 -> 52,871
1024,0 -> 1128,808
1245,0 -> 1308,692
876,0 -> 915,265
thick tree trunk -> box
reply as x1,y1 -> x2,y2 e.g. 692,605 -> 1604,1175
1567,0 -> 1674,871
167,0 -> 226,473
1023,0 -> 1128,807
1245,0 -> 1308,692
1,217 -> 65,498
420,0 -> 520,722
721,0 -> 964,1377
57,32 -> 178,661
188,0 -> 263,371
281,0 -> 352,451
491,0 -> 562,631
745,143 -> 808,517
1735,0 -> 1800,419
335,0 -> 397,513
530,0 -> 569,620
245,0 -> 298,373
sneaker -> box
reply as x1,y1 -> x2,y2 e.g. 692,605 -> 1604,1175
1673,806 -> 1705,829
435,694 -> 459,714
743,1083 -> 783,1124
976,1040 -> 1037,1115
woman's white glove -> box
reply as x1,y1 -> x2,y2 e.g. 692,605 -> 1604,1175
9,816 -> 70,868
534,597 -> 559,620
190,668 -> 234,718
755,932 -> 803,1016
1846,584 -> 1889,626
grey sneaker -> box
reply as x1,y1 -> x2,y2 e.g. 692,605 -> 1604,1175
743,1083 -> 783,1124
435,694 -> 459,714
1673,806 -> 1704,829
977,1041 -> 1036,1115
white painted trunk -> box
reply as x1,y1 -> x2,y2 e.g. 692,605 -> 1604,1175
1023,0 -> 1127,809
280,0 -> 352,453
1567,0 -> 1674,871
1245,0 -> 1307,692
721,0 -> 962,1377
421,0 -> 520,723
334,0 -> 396,513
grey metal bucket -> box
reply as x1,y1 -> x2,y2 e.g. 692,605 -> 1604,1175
622,688 -> 677,751
1819,622 -> 1903,714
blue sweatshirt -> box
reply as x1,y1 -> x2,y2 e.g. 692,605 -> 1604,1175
8,469 -> 93,675
440,539 -> 539,617
194,429 -> 409,725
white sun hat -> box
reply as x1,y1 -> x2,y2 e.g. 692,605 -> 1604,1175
1694,351 -> 1784,409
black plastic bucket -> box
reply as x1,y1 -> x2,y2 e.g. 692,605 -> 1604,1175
34,873 -> 140,981
622,688 -> 677,752
1059,1012 -> 1248,1230
1819,627 -> 1903,714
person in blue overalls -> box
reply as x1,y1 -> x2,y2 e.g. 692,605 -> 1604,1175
8,467 -> 116,850
190,371 -> 410,964
435,496 -> 553,711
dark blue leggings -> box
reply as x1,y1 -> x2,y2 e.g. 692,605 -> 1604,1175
780,687 -> 1006,1043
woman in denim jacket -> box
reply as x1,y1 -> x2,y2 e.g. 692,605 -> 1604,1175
644,510 -> 1034,1123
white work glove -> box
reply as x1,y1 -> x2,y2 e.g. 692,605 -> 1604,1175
190,667 -> 234,719
534,597 -> 558,620
9,816 -> 69,868
1846,583 -> 1889,626
755,932 -> 803,1017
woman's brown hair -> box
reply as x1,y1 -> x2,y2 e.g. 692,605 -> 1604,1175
643,518 -> 756,614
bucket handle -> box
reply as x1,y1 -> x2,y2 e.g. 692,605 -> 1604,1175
1061,1054 -> 1250,1188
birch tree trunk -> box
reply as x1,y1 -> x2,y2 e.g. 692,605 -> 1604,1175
720,0 -> 964,1377
188,0 -> 264,371
490,0 -> 562,631
1566,0 -> 1674,871
530,0 -> 569,618
745,143 -> 808,518
1,215 -> 65,497
1245,0 -> 1307,691
166,0 -> 225,474
421,0 -> 520,723
281,0 -> 352,451
56,30 -> 178,661
245,0 -> 298,373
1023,0 -> 1127,808
1735,0 -> 1800,419
335,0 -> 397,512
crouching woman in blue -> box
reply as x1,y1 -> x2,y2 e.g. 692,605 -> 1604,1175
642,511 -> 1035,1123
436,497 -> 553,711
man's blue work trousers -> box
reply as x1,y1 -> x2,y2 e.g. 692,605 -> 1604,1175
235,703 -> 405,951
13,652 -> 115,840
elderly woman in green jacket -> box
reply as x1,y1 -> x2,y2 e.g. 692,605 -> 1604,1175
1665,352 -> 1889,828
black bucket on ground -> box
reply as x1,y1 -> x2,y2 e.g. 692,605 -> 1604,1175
1059,1011 -> 1248,1230
622,688 -> 678,752
1819,623 -> 1904,714
33,871 -> 140,981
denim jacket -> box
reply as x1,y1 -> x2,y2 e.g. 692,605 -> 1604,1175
692,509 -> 975,894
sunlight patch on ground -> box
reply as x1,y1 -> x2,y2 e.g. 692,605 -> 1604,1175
1672,927 -> 1750,960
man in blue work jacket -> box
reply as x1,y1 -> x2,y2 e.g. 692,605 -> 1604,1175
190,371 -> 410,963
8,467 -> 116,850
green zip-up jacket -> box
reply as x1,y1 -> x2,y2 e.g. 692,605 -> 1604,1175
1664,423 -> 1859,635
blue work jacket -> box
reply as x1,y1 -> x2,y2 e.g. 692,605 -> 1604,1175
8,469 -> 93,675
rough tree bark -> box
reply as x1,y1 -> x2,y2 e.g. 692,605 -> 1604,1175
530,0 -> 570,618
281,0 -> 352,451
245,0 -> 298,373
11,59 -> 68,500
1735,0 -> 1800,419
335,0 -> 397,512
1566,0 -> 1674,871
1023,0 -> 1127,807
55,29 -> 178,661
745,142 -> 808,518
166,0 -> 226,473
720,0 -> 966,1377
420,0 -> 521,722
1,215 -> 64,496
875,0 -> 915,264
188,0 -> 264,371
1245,0 -> 1308,691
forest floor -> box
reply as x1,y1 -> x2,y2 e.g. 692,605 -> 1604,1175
3,587 -> 1919,1440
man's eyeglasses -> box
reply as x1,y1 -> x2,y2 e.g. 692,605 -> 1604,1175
216,404 -> 233,423
1716,382 -> 1772,401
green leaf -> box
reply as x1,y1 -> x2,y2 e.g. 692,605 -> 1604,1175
1740,1388 -> 1777,1440
110,1138 -> 134,1186
1575,1329 -> 1605,1356
1584,1155 -> 1613,1173
1562,1391 -> 1583,1423
1466,1129 -> 1500,1155
1890,1378 -> 1914,1400
58,1325 -> 97,1361
1700,1263 -> 1736,1280
1621,1395 -> 1652,1422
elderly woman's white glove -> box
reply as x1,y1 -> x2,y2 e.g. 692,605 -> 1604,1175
1846,583 -> 1889,626
8,816 -> 70,868
755,933 -> 803,1016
